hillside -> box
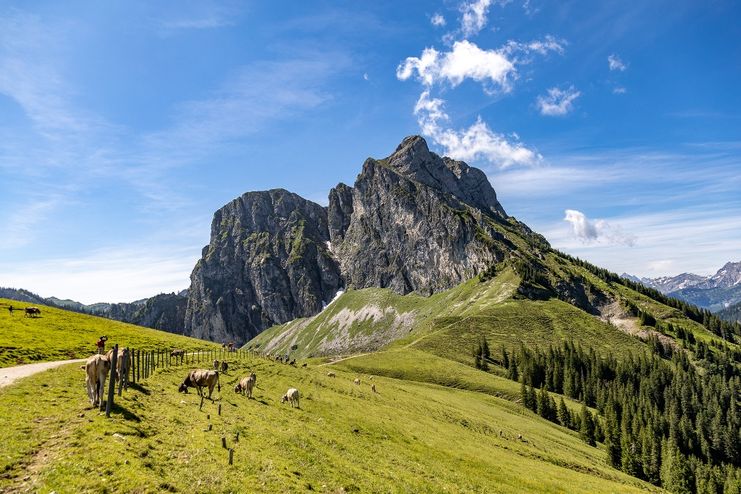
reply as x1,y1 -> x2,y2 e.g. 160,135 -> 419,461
0,298 -> 217,367
0,353 -> 657,493
719,301 -> 741,323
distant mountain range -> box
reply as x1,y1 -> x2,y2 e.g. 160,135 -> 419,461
0,287 -> 188,333
621,261 -> 741,313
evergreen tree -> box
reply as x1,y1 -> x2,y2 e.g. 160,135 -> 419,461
557,397 -> 571,428
604,401 -> 622,468
580,404 -> 596,446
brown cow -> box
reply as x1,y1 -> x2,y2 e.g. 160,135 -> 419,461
178,369 -> 220,399
24,307 -> 41,317
106,347 -> 130,391
234,372 -> 256,398
84,354 -> 111,406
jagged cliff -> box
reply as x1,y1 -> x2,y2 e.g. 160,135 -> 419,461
184,136 -> 539,343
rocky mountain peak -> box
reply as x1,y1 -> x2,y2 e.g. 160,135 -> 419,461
383,135 -> 506,217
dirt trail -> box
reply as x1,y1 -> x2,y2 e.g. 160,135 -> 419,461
0,359 -> 86,388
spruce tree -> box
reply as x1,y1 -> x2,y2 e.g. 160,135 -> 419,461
604,402 -> 621,468
580,404 -> 596,446
557,397 -> 571,428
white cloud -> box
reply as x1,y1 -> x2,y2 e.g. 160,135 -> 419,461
414,91 -> 541,167
460,0 -> 494,37
613,86 -> 627,94
397,37 -> 562,94
363,72 -> 369,81
397,40 -> 516,92
563,209 -> 636,246
536,86 -> 581,116
431,13 -> 446,27
608,54 -> 627,71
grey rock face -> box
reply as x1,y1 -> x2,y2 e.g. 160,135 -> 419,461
329,156 -> 505,295
184,189 -> 341,344
185,136 -> 530,343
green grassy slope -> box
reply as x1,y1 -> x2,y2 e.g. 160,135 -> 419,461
0,355 -> 658,493
249,266 -> 650,363
0,298 -> 217,367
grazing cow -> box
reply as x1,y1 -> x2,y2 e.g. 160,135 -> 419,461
213,359 -> 219,370
327,372 -> 336,378
171,349 -> 185,358
234,372 -> 257,398
24,307 -> 41,317
281,388 -> 300,408
84,354 -> 111,407
178,369 -> 220,399
371,383 -> 377,393
220,361 -> 228,373
301,363 -> 307,368
105,347 -> 130,391
353,378 -> 361,385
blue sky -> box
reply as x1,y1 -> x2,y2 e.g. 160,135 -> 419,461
0,0 -> 740,303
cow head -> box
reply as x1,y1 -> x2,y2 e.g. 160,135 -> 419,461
178,376 -> 191,393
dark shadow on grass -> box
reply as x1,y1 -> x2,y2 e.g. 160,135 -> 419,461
128,383 -> 151,395
110,402 -> 142,422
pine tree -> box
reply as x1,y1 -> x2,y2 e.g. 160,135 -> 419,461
580,404 -> 596,447
557,397 -> 570,428
604,401 -> 621,468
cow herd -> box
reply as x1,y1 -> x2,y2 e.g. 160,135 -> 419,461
82,348 -> 377,414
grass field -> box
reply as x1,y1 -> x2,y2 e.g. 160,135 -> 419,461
0,352 -> 659,493
0,298 -> 218,367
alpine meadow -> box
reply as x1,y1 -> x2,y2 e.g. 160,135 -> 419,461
1,1 -> 741,494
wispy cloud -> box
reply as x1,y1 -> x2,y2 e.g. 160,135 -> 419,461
157,1 -> 241,34
460,0 -> 495,37
536,86 -> 580,116
0,245 -> 201,304
563,209 -> 636,246
544,206 -> 741,277
608,54 -> 627,71
430,13 -> 446,27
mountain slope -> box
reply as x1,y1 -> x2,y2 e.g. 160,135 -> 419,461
184,136 -> 545,344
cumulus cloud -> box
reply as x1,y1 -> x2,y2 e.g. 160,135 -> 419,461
613,86 -> 627,94
608,54 -> 627,71
397,40 -> 515,92
397,37 -> 563,93
414,91 -> 541,167
431,13 -> 446,27
537,86 -> 581,116
564,209 -> 636,246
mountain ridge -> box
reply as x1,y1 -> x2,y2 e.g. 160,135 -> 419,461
183,135 -> 538,344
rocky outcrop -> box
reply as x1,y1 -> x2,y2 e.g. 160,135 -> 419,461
105,293 -> 187,334
184,136 -> 534,343
184,189 -> 341,343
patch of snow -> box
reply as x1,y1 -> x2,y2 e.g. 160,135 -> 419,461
321,289 -> 345,312
325,241 -> 332,253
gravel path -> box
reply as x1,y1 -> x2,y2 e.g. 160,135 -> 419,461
0,359 -> 86,388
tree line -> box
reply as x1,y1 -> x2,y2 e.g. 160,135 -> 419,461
494,340 -> 741,493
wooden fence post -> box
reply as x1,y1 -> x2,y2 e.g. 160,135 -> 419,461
229,448 -> 234,465
136,349 -> 140,382
118,348 -> 128,396
221,436 -> 227,449
106,344 -> 118,417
